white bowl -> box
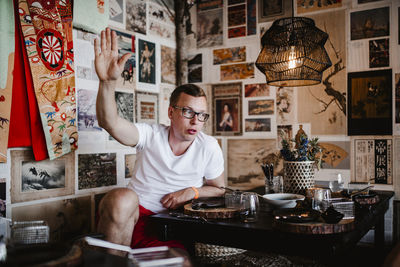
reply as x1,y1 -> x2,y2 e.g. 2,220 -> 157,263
262,193 -> 305,208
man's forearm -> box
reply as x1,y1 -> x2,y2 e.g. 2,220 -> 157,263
96,81 -> 118,131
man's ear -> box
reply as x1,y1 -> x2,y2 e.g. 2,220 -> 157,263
168,106 -> 173,119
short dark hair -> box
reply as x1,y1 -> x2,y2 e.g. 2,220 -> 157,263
169,84 -> 206,107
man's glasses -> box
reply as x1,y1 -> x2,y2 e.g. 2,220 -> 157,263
173,106 -> 210,122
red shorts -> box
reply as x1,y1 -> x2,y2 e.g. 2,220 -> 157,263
130,205 -> 185,250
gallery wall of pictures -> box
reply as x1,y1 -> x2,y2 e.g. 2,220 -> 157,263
0,0 -> 399,243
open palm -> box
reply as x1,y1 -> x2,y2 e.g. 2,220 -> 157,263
94,28 -> 131,82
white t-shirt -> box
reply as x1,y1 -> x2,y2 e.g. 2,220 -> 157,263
127,123 -> 224,213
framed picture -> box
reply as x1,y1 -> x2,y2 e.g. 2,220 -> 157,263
10,150 -> 74,203
78,153 -> 117,190
350,7 -> 389,41
348,69 -> 392,135
258,0 -> 292,23
136,91 -> 159,124
212,83 -> 242,136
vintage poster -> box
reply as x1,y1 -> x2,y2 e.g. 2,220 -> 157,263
159,86 -> 174,125
125,154 -> 137,178
115,91 -> 134,123
369,38 -> 389,68
220,63 -> 254,81
114,29 -> 136,90
78,89 -> 101,132
352,138 -> 392,184
109,0 -> 125,29
248,99 -> 274,115
258,0 -> 291,22
245,83 -> 270,97
212,83 -> 242,136
228,26 -> 246,38
247,0 -> 257,35
74,30 -> 98,83
213,46 -> 246,65
188,54 -> 202,83
197,8 -> 223,48
126,0 -> 146,34
136,92 -> 159,124
297,10 -> 346,135
149,21 -> 175,40
227,139 -> 280,190
245,118 -> 270,132
78,153 -> 117,190
161,45 -> 176,85
276,87 -> 295,125
138,39 -> 156,84
348,69 -> 392,135
350,7 -> 389,41
297,0 -> 342,14
319,141 -> 350,169
228,4 -> 246,27
12,196 -> 91,242
10,150 -> 74,203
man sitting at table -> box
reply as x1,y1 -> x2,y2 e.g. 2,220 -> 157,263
94,28 -> 225,257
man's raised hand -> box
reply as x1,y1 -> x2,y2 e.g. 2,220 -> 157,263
94,28 -> 131,82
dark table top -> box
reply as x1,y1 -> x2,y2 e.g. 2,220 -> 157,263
149,190 -> 394,263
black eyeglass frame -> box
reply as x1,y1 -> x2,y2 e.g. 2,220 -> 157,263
173,106 -> 210,122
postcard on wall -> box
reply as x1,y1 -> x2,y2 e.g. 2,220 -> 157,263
78,153 -> 117,190
10,150 -> 74,203
109,0 -> 126,29
138,39 -> 156,85
369,38 -> 389,68
188,54 -> 202,83
258,0 -> 291,23
12,196 -> 91,242
161,45 -> 176,85
159,86 -> 174,126
248,99 -> 274,115
0,178 -> 5,217
276,87 -> 295,125
245,118 -> 271,132
220,63 -> 254,81
136,92 -> 159,124
277,125 -> 293,149
213,47 -> 246,65
148,1 -> 174,26
197,8 -> 223,48
228,26 -> 246,39
244,83 -> 270,97
125,154 -> 137,178
350,7 -> 389,41
113,29 -> 136,91
227,139 -> 280,190
115,91 -> 134,123
347,69 -> 392,135
126,0 -> 146,34
395,73 -> 400,129
212,83 -> 242,136
352,137 -> 392,184
247,0 -> 257,35
149,20 -> 175,40
319,141 -> 350,170
297,0 -> 342,14
78,89 -> 102,132
228,4 -> 246,27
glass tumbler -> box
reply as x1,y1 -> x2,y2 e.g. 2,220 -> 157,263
239,192 -> 259,222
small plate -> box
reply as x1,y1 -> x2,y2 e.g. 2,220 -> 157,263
192,197 -> 225,210
262,193 -> 305,208
273,208 -> 321,223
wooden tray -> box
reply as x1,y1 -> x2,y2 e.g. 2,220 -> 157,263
183,203 -> 240,219
272,218 -> 355,234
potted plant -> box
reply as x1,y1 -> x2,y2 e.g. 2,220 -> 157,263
280,133 -> 321,195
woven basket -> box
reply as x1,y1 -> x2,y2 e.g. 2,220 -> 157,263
283,161 -> 315,195
195,242 -> 246,258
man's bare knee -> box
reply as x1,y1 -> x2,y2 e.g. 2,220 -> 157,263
99,188 -> 139,223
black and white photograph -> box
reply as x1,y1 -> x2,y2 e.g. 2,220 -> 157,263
78,89 -> 102,132
11,150 -> 74,203
78,153 -> 117,190
126,0 -> 146,34
115,91 -> 134,123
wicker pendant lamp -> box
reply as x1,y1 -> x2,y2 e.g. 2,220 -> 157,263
255,15 -> 332,87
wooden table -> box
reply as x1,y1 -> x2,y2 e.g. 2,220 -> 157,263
149,190 -> 394,265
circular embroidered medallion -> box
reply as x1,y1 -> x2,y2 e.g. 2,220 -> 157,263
36,29 -> 65,71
